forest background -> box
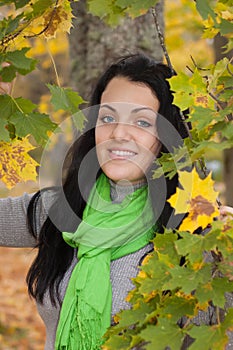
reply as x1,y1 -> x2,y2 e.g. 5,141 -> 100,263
0,0 -> 233,349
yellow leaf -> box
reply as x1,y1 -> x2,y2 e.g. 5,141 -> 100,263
194,95 -> 209,107
43,0 -> 74,38
167,168 -> 219,232
137,270 -> 147,279
125,292 -> 133,302
113,314 -> 120,324
221,10 -> 233,21
0,138 -> 39,189
141,253 -> 152,266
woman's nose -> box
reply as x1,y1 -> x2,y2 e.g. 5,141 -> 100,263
110,122 -> 132,140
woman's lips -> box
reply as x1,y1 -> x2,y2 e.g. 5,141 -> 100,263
108,149 -> 137,160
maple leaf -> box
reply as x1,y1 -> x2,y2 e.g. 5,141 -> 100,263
0,137 -> 39,189
43,0 -> 74,38
167,168 -> 219,232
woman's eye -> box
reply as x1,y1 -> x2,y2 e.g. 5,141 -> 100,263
137,120 -> 152,128
101,115 -> 115,123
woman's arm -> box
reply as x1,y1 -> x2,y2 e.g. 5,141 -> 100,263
0,193 -> 37,247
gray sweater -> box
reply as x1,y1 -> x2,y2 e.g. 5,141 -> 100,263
0,190 -> 232,350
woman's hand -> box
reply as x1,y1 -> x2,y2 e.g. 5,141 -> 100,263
219,205 -> 233,221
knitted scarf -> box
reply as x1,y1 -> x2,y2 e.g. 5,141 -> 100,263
55,173 -> 156,350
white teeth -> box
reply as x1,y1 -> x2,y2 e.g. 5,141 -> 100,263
111,150 -> 136,156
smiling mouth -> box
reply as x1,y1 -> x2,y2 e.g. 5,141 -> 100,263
109,149 -> 137,159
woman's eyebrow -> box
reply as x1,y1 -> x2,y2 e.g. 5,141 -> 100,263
100,104 -> 155,114
132,107 -> 156,114
99,104 -> 116,112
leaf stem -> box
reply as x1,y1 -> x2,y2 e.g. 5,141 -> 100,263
12,96 -> 25,114
46,41 -> 60,87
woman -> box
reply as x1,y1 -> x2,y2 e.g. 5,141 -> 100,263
0,54 -> 232,349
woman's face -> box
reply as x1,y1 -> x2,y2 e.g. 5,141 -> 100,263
95,77 -> 161,185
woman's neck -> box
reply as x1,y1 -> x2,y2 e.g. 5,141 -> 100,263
109,179 -> 147,203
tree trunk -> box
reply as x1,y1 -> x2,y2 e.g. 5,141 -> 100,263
69,0 -> 164,100
213,34 -> 233,206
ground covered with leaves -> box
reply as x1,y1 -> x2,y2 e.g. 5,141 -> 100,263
0,247 -> 45,350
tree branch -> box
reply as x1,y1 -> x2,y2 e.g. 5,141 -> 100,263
151,5 -> 175,76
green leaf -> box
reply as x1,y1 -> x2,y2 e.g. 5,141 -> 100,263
117,299 -> 154,328
219,89 -> 233,100
47,84 -> 85,114
195,278 -> 233,308
219,18 -> 233,35
0,95 -> 16,119
163,264 -> 212,295
168,73 -> 194,110
0,96 -> 36,119
210,278 -> 233,308
175,231 -> 218,264
188,310 -> 233,350
14,0 -> 29,8
0,120 -> 10,141
87,0 -> 113,19
190,68 -> 207,93
189,107 -> 216,131
225,38 -> 233,53
116,0 -> 158,17
191,140 -> 233,161
163,295 -> 196,321
5,48 -> 36,71
72,111 -> 87,132
153,145 -> 192,180
32,0 -> 54,16
139,319 -> 184,350
210,121 -> 233,140
219,76 -> 233,89
169,72 -> 192,92
0,0 -> 29,8
88,0 -> 157,24
195,0 -> 216,21
103,332 -> 131,349
0,14 -> 23,40
0,65 -> 18,82
153,230 -> 180,265
15,97 -> 37,114
139,260 -> 171,293
10,111 -> 57,146
0,0 -> 15,4
208,58 -> 231,90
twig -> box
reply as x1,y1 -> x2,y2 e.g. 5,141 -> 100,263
190,55 -> 209,72
186,65 -> 194,74
179,110 -> 192,136
151,5 -> 175,76
1,24 -> 27,47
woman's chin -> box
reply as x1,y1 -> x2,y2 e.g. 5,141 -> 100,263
101,164 -> 146,185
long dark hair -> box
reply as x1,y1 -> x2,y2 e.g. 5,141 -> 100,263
26,53 -> 189,305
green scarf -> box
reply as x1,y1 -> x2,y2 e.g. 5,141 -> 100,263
55,173 -> 156,350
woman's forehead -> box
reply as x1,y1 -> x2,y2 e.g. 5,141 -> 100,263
100,77 -> 160,112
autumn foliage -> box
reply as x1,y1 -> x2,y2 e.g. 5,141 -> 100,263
0,0 -> 233,349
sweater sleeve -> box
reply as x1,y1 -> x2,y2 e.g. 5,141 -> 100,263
0,192 -> 37,247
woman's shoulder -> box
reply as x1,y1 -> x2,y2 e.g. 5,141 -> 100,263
28,187 -> 61,233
